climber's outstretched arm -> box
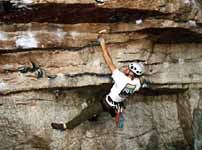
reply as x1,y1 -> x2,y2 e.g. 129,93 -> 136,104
98,36 -> 117,73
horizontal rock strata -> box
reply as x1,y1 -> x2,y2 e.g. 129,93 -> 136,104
1,0 -> 202,150
1,40 -> 202,94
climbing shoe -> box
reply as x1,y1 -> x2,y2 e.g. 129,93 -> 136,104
51,123 -> 66,131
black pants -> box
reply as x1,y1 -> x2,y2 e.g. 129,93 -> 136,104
102,96 -> 125,117
64,98 -> 120,129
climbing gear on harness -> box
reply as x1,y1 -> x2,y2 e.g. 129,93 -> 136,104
115,110 -> 120,127
115,106 -> 124,128
119,112 -> 124,128
106,95 -> 125,108
106,95 -> 116,107
128,62 -> 144,76
106,95 -> 125,128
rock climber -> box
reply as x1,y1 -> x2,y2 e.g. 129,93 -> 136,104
51,30 -> 146,130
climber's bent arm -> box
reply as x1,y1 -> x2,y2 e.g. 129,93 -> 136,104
99,38 -> 116,72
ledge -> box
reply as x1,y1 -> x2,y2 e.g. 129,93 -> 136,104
1,42 -> 202,95
0,21 -> 202,51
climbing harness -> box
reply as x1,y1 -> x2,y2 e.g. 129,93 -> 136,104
105,95 -> 125,128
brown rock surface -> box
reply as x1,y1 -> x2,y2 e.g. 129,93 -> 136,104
0,0 -> 202,150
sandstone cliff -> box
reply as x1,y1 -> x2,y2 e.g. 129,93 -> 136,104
0,0 -> 202,149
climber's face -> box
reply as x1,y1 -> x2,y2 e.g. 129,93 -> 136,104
122,66 -> 135,80
127,69 -> 135,80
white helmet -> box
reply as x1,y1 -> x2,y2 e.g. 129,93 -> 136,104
128,62 -> 144,76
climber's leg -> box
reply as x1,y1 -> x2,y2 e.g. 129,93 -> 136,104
51,101 -> 104,130
101,96 -> 117,117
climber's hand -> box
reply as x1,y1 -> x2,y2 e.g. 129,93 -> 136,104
141,79 -> 152,89
97,36 -> 105,46
97,29 -> 107,45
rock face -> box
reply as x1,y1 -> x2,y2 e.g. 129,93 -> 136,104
0,0 -> 202,149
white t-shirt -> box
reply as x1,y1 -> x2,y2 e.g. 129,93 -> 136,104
108,69 -> 141,102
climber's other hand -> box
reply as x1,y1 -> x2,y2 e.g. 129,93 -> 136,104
97,29 -> 107,44
141,79 -> 152,89
97,36 -> 105,45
